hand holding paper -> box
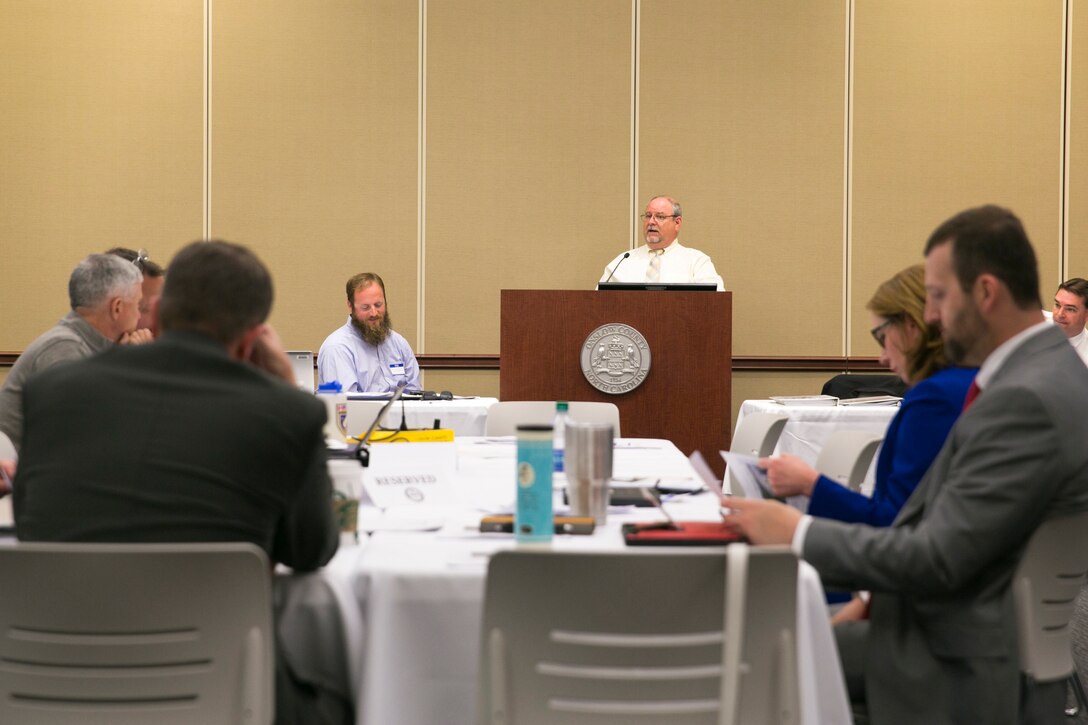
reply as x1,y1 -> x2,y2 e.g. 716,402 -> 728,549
720,451 -> 775,499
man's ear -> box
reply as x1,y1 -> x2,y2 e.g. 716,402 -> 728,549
108,296 -> 124,320
974,273 -> 1001,313
229,324 -> 266,362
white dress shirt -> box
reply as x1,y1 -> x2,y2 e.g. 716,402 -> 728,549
599,240 -> 725,290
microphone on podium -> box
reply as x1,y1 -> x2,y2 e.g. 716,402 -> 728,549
603,252 -> 630,284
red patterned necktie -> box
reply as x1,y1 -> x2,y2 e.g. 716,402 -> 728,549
962,380 -> 981,411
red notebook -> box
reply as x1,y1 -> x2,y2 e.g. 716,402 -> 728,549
622,521 -> 744,547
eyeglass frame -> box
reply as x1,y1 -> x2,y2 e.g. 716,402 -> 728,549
870,317 -> 898,347
640,212 -> 679,223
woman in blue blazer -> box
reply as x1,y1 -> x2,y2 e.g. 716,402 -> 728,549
762,264 -> 976,526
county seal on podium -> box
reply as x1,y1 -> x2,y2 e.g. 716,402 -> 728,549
580,323 -> 651,394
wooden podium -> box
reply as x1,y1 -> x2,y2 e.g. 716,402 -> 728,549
500,290 -> 732,473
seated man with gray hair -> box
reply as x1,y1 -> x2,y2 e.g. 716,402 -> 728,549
0,253 -> 149,451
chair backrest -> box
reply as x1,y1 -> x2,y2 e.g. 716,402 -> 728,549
485,401 -> 621,437
477,545 -> 798,725
344,399 -> 390,440
727,413 -> 788,497
813,430 -> 884,492
721,545 -> 801,725
0,542 -> 274,725
1013,511 -> 1088,682
820,373 -> 908,399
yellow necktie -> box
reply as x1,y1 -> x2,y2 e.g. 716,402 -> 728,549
646,249 -> 663,283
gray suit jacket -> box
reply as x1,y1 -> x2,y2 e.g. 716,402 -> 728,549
805,325 -> 1088,725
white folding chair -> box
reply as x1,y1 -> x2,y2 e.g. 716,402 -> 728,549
0,542 -> 274,725
1013,511 -> 1088,715
813,430 -> 884,492
727,412 -> 788,497
477,545 -> 798,725
484,401 -> 621,437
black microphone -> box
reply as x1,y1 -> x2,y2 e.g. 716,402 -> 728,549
398,394 -> 409,431
603,252 -> 630,284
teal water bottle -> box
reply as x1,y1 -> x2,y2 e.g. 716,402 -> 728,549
516,424 -> 554,543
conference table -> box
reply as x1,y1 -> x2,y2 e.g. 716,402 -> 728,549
299,435 -> 854,725
344,396 -> 497,437
736,398 -> 899,495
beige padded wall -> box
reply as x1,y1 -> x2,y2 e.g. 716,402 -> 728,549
423,0 -> 633,355
1070,0 -> 1088,277
731,371 -> 829,432
851,0 -> 1064,354
210,0 -> 419,355
639,0 -> 848,356
0,0 -> 204,348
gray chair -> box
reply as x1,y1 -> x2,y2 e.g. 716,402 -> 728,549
1012,511 -> 1088,717
813,430 -> 884,492
727,412 -> 789,497
477,545 -> 799,725
485,401 -> 621,437
0,542 -> 274,725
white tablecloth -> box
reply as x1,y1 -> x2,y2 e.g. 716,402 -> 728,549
346,397 -> 497,436
301,437 -> 852,725
737,398 -> 898,495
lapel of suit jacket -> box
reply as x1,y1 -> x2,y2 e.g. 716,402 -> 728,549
889,326 -> 1063,528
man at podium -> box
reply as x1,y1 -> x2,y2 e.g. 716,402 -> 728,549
598,195 -> 725,290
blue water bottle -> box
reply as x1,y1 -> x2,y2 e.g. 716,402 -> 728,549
515,424 -> 554,543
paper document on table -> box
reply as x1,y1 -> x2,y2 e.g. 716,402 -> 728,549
720,451 -> 774,499
688,451 -> 723,497
836,395 -> 901,406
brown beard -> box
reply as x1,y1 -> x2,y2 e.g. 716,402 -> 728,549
351,310 -> 393,346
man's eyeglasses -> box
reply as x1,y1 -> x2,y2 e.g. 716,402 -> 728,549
870,318 -> 896,347
640,213 -> 678,222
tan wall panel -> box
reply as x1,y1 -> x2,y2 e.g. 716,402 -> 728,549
424,0 -> 633,354
1070,1 -> 1088,278
639,0 -> 847,356
0,0 -> 203,348
211,0 -> 419,354
731,371 -> 830,434
852,0 -> 1064,354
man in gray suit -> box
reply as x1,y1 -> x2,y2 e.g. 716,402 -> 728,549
726,205 -> 1088,724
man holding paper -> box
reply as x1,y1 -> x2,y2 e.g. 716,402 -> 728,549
724,205 -> 1088,725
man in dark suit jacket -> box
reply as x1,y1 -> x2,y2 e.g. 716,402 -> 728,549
726,205 -> 1088,725
13,240 -> 344,725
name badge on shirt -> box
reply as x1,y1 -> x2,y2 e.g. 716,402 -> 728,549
389,362 -> 406,377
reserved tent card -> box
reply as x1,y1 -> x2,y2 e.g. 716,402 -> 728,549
362,442 -> 456,508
